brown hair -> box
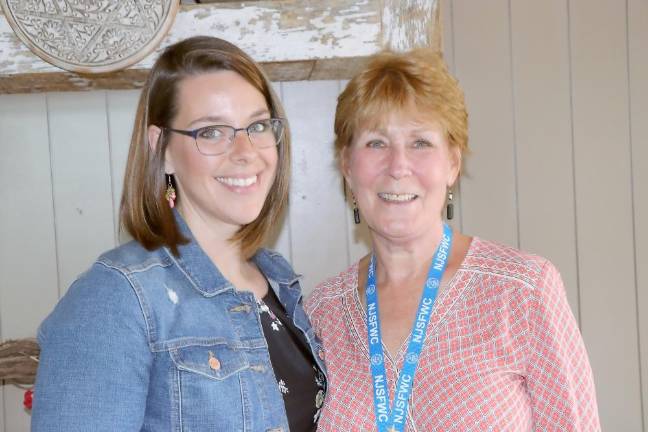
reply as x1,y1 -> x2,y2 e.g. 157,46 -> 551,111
120,36 -> 290,258
335,48 -> 468,168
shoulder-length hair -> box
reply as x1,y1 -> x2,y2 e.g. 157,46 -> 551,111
120,36 -> 290,258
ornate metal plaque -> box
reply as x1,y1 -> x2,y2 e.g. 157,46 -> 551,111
0,0 -> 179,73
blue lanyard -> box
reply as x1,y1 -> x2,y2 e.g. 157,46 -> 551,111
366,224 -> 453,432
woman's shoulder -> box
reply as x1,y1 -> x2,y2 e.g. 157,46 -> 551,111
466,237 -> 553,286
253,248 -> 300,283
97,239 -> 171,274
304,261 -> 359,316
45,242 -> 165,328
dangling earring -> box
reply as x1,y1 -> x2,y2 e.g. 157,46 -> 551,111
446,188 -> 454,220
352,194 -> 361,224
165,175 -> 176,209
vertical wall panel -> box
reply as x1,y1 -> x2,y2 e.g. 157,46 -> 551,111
48,92 -> 116,295
344,185 -> 371,265
0,94 -> 58,431
441,0 -> 454,72
629,0 -> 648,428
335,80 -> 371,266
569,1 -> 642,430
440,0 -> 464,234
283,81 -> 347,294
451,0 -> 518,246
509,0 -> 580,318
106,90 -> 140,245
267,82 -> 293,261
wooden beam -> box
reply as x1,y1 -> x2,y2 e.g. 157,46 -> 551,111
0,0 -> 439,93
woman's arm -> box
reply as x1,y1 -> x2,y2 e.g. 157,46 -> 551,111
32,263 -> 152,432
526,260 -> 601,431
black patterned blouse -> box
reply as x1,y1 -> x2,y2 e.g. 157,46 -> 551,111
258,288 -> 326,432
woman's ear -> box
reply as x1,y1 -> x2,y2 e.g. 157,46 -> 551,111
448,146 -> 462,187
340,146 -> 353,188
148,125 -> 162,152
148,125 -> 174,174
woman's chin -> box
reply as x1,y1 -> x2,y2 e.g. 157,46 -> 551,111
370,221 -> 424,243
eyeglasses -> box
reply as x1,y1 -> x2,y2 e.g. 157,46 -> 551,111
164,118 -> 285,156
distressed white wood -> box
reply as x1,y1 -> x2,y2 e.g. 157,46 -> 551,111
0,3 -> 377,75
0,1 -> 441,92
382,0 -> 440,51
569,1 -> 642,430
48,92 -> 116,295
451,0 -> 518,246
0,93 -> 58,431
509,0 -> 580,319
283,80 -> 347,294
629,0 -> 648,427
106,90 -> 140,245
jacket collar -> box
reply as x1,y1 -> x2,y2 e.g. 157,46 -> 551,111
164,210 -> 298,296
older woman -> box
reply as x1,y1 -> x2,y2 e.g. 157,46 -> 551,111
306,49 -> 599,431
32,36 -> 325,431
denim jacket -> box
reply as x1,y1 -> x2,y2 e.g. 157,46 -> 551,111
32,215 -> 326,432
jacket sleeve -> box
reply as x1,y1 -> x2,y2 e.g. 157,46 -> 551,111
32,262 -> 152,432
525,260 -> 601,431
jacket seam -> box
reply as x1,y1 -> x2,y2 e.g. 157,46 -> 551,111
95,260 -> 157,350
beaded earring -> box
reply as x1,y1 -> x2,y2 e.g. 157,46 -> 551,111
165,175 -> 176,209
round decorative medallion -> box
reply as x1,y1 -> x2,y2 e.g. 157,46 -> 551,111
0,0 -> 179,73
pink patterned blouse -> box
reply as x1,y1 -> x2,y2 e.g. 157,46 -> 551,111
305,237 -> 600,431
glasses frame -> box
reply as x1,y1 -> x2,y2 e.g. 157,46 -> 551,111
164,117 -> 286,156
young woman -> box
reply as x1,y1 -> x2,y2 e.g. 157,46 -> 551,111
32,36 -> 326,432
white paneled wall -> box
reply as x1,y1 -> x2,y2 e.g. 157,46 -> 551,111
0,1 -> 646,430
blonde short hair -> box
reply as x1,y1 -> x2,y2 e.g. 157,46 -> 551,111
335,48 -> 468,166
121,36 -> 290,258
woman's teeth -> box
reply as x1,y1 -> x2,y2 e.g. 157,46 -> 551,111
378,192 -> 417,202
216,175 -> 257,187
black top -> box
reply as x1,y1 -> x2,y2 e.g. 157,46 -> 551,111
258,288 -> 325,432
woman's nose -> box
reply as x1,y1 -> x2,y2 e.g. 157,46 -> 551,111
228,130 -> 257,162
387,145 -> 412,179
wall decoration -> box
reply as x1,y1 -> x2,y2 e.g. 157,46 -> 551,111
0,0 -> 179,73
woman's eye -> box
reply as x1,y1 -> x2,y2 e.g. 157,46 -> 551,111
366,139 -> 385,148
249,121 -> 268,133
413,139 -> 433,148
199,127 -> 224,140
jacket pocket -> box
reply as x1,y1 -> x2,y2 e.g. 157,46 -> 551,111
170,341 -> 249,380
168,341 -> 252,430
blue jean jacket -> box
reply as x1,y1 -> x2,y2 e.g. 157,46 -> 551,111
32,215 -> 326,432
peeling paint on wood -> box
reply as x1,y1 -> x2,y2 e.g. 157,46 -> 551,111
0,0 -> 439,93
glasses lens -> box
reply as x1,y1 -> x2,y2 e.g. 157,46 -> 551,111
195,126 -> 231,155
248,119 -> 284,148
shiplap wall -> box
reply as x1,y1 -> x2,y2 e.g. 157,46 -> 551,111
0,0 -> 646,430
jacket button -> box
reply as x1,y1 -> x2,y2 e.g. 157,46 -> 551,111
208,351 -> 221,371
318,349 -> 325,361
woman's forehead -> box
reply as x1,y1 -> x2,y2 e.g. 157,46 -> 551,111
355,108 -> 444,133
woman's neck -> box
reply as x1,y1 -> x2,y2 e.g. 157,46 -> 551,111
177,204 -> 249,280
179,204 -> 268,299
370,223 -> 446,289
